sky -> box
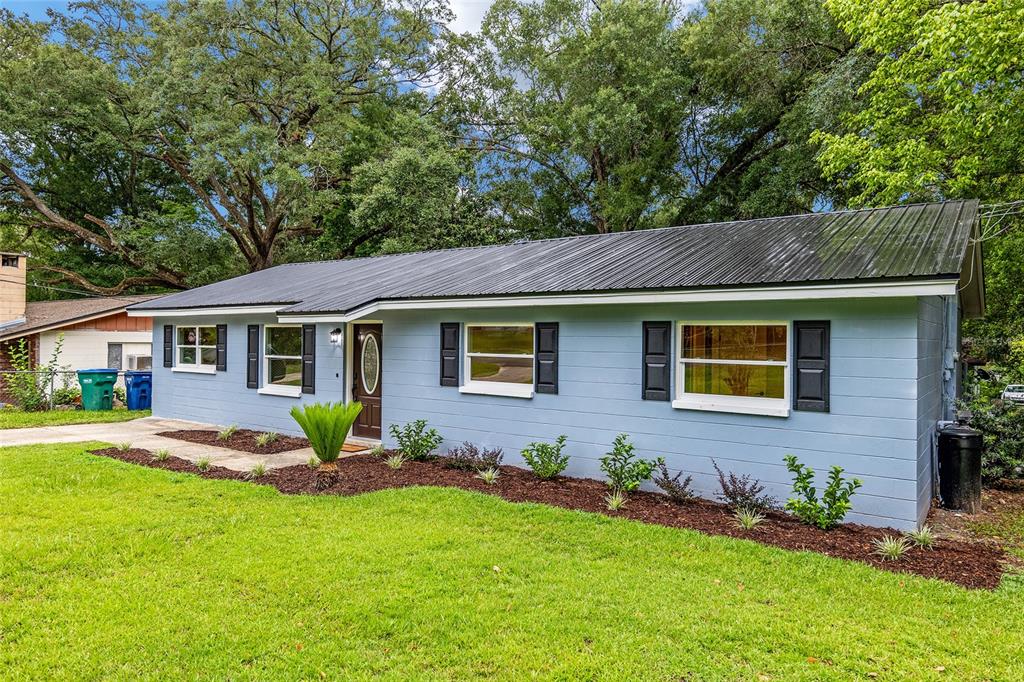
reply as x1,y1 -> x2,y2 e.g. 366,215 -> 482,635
0,0 -> 497,32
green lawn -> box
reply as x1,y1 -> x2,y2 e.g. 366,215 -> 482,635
0,408 -> 150,430
2,443 -> 1024,680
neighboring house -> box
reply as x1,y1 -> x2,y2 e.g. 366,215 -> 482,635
0,252 -> 156,403
128,201 -> 984,529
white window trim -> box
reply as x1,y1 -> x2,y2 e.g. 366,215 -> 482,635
462,322 -> 536,399
262,324 -> 303,397
672,320 -> 791,418
175,325 -> 218,370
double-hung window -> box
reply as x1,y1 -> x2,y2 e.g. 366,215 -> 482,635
175,326 -> 217,372
674,322 -> 790,417
461,324 -> 535,398
262,325 -> 303,396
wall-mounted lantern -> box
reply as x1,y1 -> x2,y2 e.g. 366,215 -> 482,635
329,327 -> 343,345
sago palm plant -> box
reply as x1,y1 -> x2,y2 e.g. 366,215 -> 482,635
290,401 -> 363,489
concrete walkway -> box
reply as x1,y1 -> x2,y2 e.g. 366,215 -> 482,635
0,416 -> 370,472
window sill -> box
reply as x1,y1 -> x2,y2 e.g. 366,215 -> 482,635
258,385 -> 302,398
459,382 -> 534,399
172,365 -> 216,375
672,398 -> 789,418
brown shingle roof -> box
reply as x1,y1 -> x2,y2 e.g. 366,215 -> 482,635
0,295 -> 158,342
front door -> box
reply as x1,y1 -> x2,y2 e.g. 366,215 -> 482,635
352,324 -> 382,439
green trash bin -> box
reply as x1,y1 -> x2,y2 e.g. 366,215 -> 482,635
77,369 -> 119,411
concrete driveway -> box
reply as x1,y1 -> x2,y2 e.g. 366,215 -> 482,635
0,416 -> 326,472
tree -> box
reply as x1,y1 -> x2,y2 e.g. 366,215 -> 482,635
0,0 -> 452,293
814,0 -> 1024,205
444,0 -> 694,236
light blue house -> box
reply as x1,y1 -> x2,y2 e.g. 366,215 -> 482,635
128,201 -> 984,529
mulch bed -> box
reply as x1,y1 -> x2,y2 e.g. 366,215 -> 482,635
156,429 -> 310,454
89,447 -> 1007,590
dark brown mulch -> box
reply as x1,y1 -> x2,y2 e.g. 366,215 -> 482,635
89,447 -> 1006,590
156,429 -> 310,454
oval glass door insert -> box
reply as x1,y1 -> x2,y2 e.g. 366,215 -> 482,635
361,334 -> 380,394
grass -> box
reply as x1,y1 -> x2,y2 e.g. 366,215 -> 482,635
0,408 -> 150,430
2,443 -> 1024,680
970,502 -> 1024,561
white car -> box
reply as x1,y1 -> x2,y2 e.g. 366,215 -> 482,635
1002,384 -> 1024,404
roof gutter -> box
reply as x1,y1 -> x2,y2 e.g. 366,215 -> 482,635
275,278 -> 960,323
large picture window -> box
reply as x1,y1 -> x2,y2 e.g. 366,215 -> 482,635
177,326 -> 217,368
264,325 -> 303,391
462,324 -> 535,398
675,322 -> 789,416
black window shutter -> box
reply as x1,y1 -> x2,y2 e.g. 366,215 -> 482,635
301,324 -> 316,394
793,321 -> 830,412
246,325 -> 259,389
440,323 -> 459,386
642,322 -> 672,401
163,325 -> 173,368
535,322 -> 559,394
215,324 -> 227,372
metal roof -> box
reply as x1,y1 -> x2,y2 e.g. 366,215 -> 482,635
130,200 -> 979,315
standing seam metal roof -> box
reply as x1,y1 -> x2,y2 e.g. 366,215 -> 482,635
129,200 -> 979,315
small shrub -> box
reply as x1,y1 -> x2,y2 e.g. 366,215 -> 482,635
476,467 -> 500,484
388,419 -> 442,461
52,386 -> 81,407
254,432 -> 279,448
306,455 -> 320,470
113,386 -> 127,405
290,402 -> 364,489
905,525 -> 936,550
153,448 -> 171,462
712,460 -> 777,512
195,457 -> 211,472
653,461 -> 695,503
116,441 -> 133,452
604,490 -> 627,511
783,454 -> 862,530
445,442 -> 503,471
368,445 -> 386,458
521,435 -> 570,479
247,461 -> 268,480
385,453 -> 406,470
217,425 -> 238,441
872,535 -> 910,561
600,434 -> 660,493
734,507 -> 765,530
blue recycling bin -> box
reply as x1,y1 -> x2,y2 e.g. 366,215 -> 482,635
124,371 -> 152,410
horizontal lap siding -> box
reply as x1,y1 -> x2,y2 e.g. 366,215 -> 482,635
380,298 -> 927,529
151,315 -> 344,435
915,296 -> 947,526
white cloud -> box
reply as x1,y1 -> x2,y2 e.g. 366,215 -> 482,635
447,0 -> 495,34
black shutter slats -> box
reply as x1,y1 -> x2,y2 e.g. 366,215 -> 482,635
793,321 -> 830,412
440,323 -> 459,386
163,325 -> 173,368
301,324 -> 316,394
642,321 -> 672,401
534,322 -> 558,394
215,324 -> 227,372
246,325 -> 259,389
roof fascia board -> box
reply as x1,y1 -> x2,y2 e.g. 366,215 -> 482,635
126,305 -> 284,318
276,279 -> 958,322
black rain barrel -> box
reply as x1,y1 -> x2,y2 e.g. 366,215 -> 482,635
937,424 -> 983,514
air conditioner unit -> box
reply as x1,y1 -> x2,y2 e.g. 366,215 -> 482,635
127,354 -> 153,371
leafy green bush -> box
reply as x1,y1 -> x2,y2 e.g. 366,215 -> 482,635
5,335 -> 64,411
444,442 -> 503,471
783,454 -> 862,530
113,386 -> 127,405
388,419 -> 442,461
521,435 -> 569,479
51,386 -> 81,407
712,460 -> 777,511
599,434 -> 660,493
290,402 -> 364,466
962,399 -> 1024,483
